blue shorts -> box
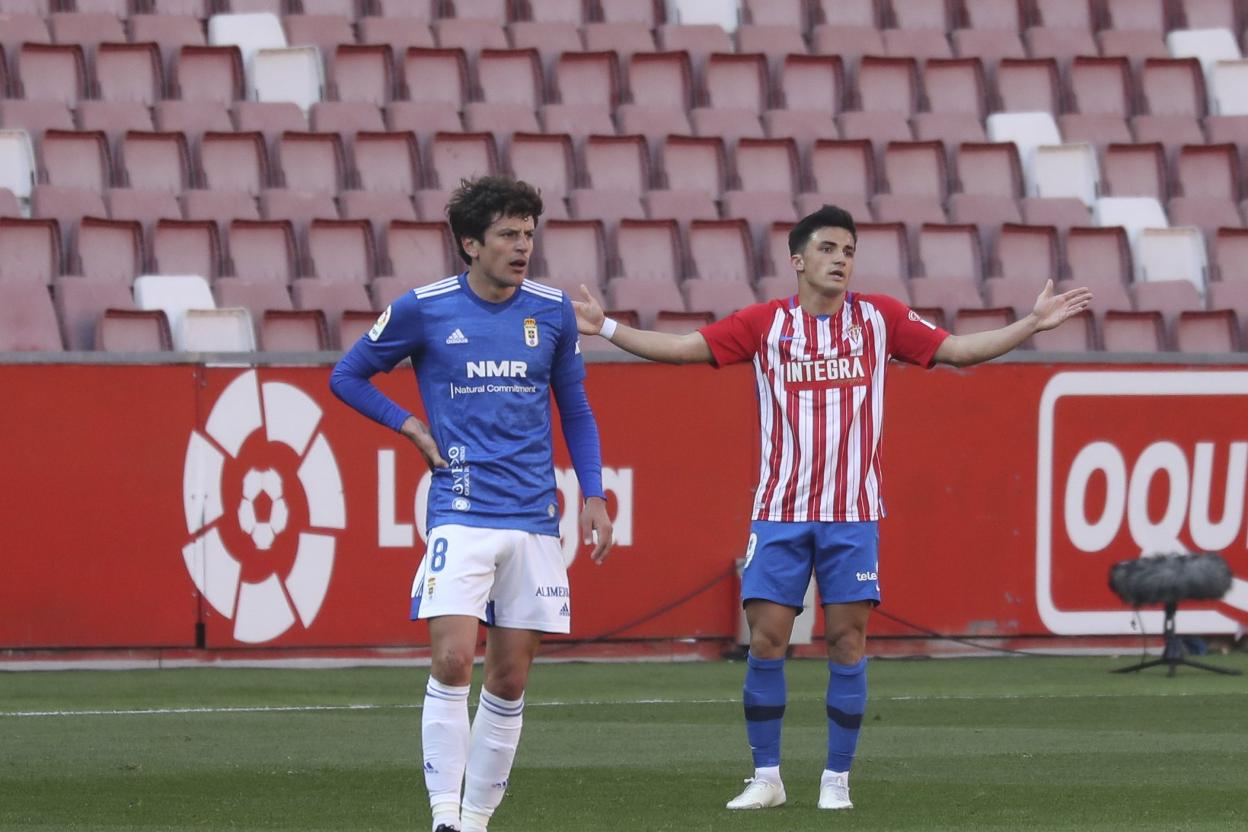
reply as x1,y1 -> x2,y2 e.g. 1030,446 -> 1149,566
740,520 -> 880,610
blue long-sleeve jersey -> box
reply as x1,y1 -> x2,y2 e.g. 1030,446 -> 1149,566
330,273 -> 604,537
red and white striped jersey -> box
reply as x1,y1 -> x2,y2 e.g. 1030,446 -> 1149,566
700,293 -> 949,522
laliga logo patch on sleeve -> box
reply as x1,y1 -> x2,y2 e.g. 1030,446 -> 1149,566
368,305 -> 392,341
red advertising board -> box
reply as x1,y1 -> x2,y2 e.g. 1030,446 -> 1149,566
3,361 -> 1247,649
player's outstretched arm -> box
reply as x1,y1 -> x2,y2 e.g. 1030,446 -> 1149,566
933,280 -> 1093,367
572,284 -> 713,365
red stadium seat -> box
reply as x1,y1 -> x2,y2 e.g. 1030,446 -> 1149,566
95,43 -> 162,106
553,51 -> 619,111
659,135 -> 726,198
118,131 -> 192,194
74,217 -> 143,283
883,140 -> 948,200
1103,142 -> 1167,200
681,278 -> 757,320
386,220 -> 457,279
427,131 -> 499,190
307,218 -> 375,284
275,131 -> 347,196
996,58 -> 1060,113
1101,309 -> 1166,351
687,219 -> 754,283
54,275 -> 134,350
702,52 -> 769,115
402,48 -> 468,108
0,217 -> 61,284
626,50 -> 693,112
508,132 -> 575,204
922,57 -> 987,118
615,218 -> 682,283
107,188 -> 181,230
182,190 -> 260,232
1140,58 -> 1206,118
41,130 -> 111,192
1176,144 -> 1239,202
534,219 -> 607,288
1176,309 -> 1240,353
352,131 -> 421,195
151,218 -> 220,279
291,277 -> 372,348
855,56 -> 919,116
1070,56 -> 1133,117
330,44 -> 395,106
0,282 -> 61,350
227,219 -> 297,283
809,139 -> 876,201
95,308 -> 172,352
259,308 -> 329,351
172,45 -> 244,104
199,131 -> 270,195
605,276 -> 685,328
853,222 -> 909,281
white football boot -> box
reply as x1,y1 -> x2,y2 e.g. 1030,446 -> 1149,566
817,770 -> 853,810
725,777 -> 786,810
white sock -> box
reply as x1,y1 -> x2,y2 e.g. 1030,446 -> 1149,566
422,677 -> 471,818
754,765 -> 782,785
461,689 -> 524,830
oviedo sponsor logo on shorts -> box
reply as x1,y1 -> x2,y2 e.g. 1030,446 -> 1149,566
1037,371 -> 1248,635
182,371 -> 346,644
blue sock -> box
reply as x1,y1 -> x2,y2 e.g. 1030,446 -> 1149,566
826,657 -> 867,772
742,653 -> 786,768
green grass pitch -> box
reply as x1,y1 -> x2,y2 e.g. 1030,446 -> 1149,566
2,654 -> 1246,831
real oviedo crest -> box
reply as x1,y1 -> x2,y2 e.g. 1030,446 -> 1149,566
523,317 -> 540,348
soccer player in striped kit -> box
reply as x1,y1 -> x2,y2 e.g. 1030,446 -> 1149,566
572,205 -> 1091,811
331,176 -> 614,832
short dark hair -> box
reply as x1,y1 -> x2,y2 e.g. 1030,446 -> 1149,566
787,204 -> 857,256
446,176 -> 544,265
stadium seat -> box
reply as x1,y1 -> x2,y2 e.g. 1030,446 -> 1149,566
856,56 -> 919,116
0,13 -> 49,60
991,224 -> 1060,284
773,53 -> 843,117
534,219 -> 607,289
853,222 -> 909,282
207,13 -> 287,82
253,47 -> 324,113
921,58 -> 987,119
1033,0 -> 1095,29
78,103 -> 155,150
130,14 -> 205,75
346,133 -> 419,198
402,48 -> 468,108
73,217 -> 143,283
1141,58 -> 1207,117
386,220 -> 457,280
1173,144 -> 1237,204
32,186 -> 104,245
0,129 -> 36,206
643,190 -> 718,223
0,217 -> 61,284
1103,143 -> 1167,200
582,21 -> 655,61
689,110 -> 764,144
477,48 -> 545,113
762,110 -> 839,157
953,307 -> 1014,338
1066,225 -> 1132,287
427,131 -> 498,190
41,130 -> 111,192
199,131 -> 270,195
275,131 -> 345,196
1134,278 -> 1205,334
736,24 -> 806,67
656,24 -> 732,73
172,45 -> 245,104
659,135 -> 726,198
107,188 -> 181,231
1101,309 -> 1167,350
1058,114 -> 1132,153
1020,196 -> 1091,229
810,26 -> 885,77
95,43 -> 162,107
1176,308 -> 1240,352
338,191 -> 414,248
118,132 -> 192,194
182,191 -> 258,234
1026,28 -> 1100,74
153,102 -> 233,151
1168,196 -> 1241,239
681,277 -> 757,319
950,29 -> 1026,79
16,43 -> 86,107
0,281 -> 62,350
1098,30 -> 1169,69
687,219 -> 753,283
809,139 -> 876,202
213,276 -> 292,328
508,132 -> 575,205
283,14 -> 353,55
1093,196 -> 1168,247
1031,143 -> 1100,205
132,273 -> 215,349
996,58 -> 1061,113
306,218 -> 374,284
961,0 -> 1023,30
359,17 -> 435,60
0,188 -> 19,217
328,45 -> 394,107
509,21 -> 582,74
953,142 -> 1023,201
182,307 -> 256,351
985,275 -> 1045,320
605,276 -> 685,328
986,111 -> 1061,173
883,141 -> 948,200
291,277 -> 371,348
433,18 -> 509,57
94,308 -> 172,352
53,275 -> 133,351
552,51 -> 618,112
259,189 -> 337,239
625,50 -> 693,113
615,218 -> 682,283
578,134 -> 651,196
259,308 -> 329,351
1032,310 -> 1097,351
702,52 -> 769,116
311,103 -> 386,142
1136,226 -> 1208,293
567,190 -> 646,230
910,223 -> 985,321
226,218 -> 297,283
1175,0 -> 1238,29
1070,56 -> 1132,117
386,102 -> 462,137
151,218 -> 219,279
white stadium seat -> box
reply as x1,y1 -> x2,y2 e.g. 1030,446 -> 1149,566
1166,29 -> 1241,112
1211,60 -> 1248,115
254,47 -> 324,113
0,130 -> 37,207
208,12 -> 288,86
1031,143 -> 1100,205
133,274 -> 216,350
182,307 -> 257,351
1136,226 -> 1208,295
986,111 -> 1062,195
1093,196 -> 1168,247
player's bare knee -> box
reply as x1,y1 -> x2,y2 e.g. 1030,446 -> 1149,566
824,630 -> 866,665
749,629 -> 790,660
483,668 -> 528,701
431,646 -> 475,685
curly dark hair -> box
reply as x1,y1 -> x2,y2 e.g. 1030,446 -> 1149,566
788,204 -> 857,255
446,176 -> 544,265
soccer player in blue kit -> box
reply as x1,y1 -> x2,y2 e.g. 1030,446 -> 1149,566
330,176 -> 614,832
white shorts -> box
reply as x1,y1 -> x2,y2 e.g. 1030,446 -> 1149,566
409,524 -> 571,634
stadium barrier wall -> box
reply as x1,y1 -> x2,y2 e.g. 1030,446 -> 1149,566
3,361 -> 1246,649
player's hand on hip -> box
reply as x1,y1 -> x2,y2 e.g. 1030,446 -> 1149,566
581,496 -> 614,564
572,284 -> 606,336
400,416 -> 448,470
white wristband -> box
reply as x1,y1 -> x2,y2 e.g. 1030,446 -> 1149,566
599,317 -> 618,341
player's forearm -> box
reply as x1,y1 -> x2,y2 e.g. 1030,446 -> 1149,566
935,314 -> 1039,367
605,323 -> 713,364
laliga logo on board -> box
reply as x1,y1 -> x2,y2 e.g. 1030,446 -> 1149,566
1037,371 -> 1248,636
182,370 -> 346,644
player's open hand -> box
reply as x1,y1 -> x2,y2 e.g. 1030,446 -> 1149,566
581,496 -> 614,564
572,284 -> 606,336
1032,279 -> 1093,332
400,416 -> 448,471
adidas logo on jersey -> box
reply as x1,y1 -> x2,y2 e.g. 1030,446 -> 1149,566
559,602 -> 570,617
445,329 -> 469,345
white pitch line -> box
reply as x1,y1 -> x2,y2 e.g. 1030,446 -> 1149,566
0,690 -> 1234,719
